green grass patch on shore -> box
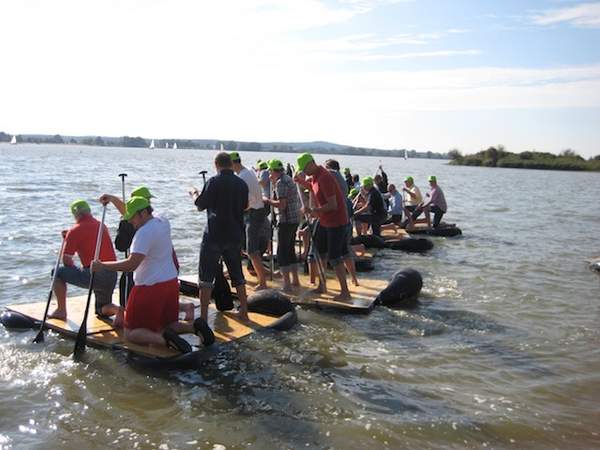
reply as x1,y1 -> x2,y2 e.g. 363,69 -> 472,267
448,147 -> 600,172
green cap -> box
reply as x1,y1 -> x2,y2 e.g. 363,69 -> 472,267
130,186 -> 155,199
348,188 -> 359,199
344,168 -> 351,173
361,176 -> 374,188
297,153 -> 314,172
428,175 -> 437,182
258,161 -> 268,170
404,176 -> 413,183
230,151 -> 240,162
123,196 -> 150,220
268,159 -> 284,171
70,199 -> 90,216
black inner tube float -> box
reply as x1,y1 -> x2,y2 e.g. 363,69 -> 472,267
375,268 -> 423,308
385,238 -> 434,252
246,289 -> 297,331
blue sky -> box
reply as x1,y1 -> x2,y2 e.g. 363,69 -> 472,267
0,0 -> 599,157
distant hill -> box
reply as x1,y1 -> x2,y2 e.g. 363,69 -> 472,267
0,131 -> 448,159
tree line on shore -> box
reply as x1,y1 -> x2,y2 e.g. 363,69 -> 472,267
0,131 -> 447,159
448,146 -> 600,171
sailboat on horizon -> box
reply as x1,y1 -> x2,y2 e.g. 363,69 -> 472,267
10,135 -> 17,145
172,142 -> 178,150
149,139 -> 155,149
404,149 -> 408,160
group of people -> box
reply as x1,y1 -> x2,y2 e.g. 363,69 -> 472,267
49,151 -> 448,354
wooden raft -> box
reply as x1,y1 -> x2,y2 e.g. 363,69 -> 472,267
180,266 -> 386,313
7,294 -> 283,359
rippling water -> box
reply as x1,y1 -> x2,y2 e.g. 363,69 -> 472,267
1,144 -> 599,449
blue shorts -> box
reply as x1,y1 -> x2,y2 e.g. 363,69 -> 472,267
55,265 -> 117,315
199,236 -> 246,288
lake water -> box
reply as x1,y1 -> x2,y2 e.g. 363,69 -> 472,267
0,144 -> 599,449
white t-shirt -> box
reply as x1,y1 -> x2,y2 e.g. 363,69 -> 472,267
238,166 -> 264,210
404,185 -> 423,206
130,215 -> 178,286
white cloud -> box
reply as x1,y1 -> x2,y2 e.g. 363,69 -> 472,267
532,2 -> 600,28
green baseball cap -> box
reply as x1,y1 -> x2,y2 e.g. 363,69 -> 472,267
348,188 -> 359,199
297,153 -> 314,172
258,161 -> 268,170
404,176 -> 413,183
70,199 -> 90,216
343,167 -> 351,173
123,196 -> 150,220
361,176 -> 374,188
130,186 -> 155,199
428,175 -> 437,182
268,159 -> 284,171
230,151 -> 241,162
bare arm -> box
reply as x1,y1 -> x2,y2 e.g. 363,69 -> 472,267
99,194 -> 126,216
91,253 -> 145,273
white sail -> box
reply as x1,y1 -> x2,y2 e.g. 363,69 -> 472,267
173,142 -> 178,150
220,143 -> 224,151
165,143 -> 169,148
149,139 -> 155,149
10,135 -> 17,144
404,149 -> 408,160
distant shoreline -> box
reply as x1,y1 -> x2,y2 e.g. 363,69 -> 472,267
0,131 -> 448,160
448,146 -> 600,172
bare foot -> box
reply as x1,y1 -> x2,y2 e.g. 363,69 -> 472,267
311,286 -> 327,295
255,284 -> 268,291
113,313 -> 124,329
181,303 -> 195,321
352,278 -> 360,286
235,310 -> 249,321
48,309 -> 67,321
333,292 -> 352,302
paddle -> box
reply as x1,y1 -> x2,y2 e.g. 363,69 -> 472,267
308,219 -> 327,289
269,186 -> 276,281
73,204 -> 107,361
32,236 -> 66,343
118,173 -> 129,307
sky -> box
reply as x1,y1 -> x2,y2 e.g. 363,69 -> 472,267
1,0 -> 599,157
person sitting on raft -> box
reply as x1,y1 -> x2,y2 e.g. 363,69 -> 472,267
353,176 -> 387,237
382,184 -> 404,226
49,200 -> 121,324
92,197 -> 213,353
294,153 -> 352,301
99,186 -> 194,319
264,159 -> 302,293
190,152 -> 250,321
400,176 -> 422,228
411,175 -> 447,228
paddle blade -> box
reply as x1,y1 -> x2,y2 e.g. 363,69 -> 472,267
32,329 -> 45,344
73,326 -> 87,361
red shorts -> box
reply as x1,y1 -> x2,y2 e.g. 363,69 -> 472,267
124,278 -> 179,332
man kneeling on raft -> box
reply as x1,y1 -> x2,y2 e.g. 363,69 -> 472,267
91,196 -> 214,353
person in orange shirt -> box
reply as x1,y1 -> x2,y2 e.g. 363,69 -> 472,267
49,200 -> 122,326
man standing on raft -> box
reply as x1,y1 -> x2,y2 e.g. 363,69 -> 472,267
190,152 -> 250,321
294,153 -> 352,301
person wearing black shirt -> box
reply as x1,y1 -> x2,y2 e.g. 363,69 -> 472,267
353,176 -> 387,237
189,152 -> 249,321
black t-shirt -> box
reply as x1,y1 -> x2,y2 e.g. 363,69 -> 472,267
195,169 -> 249,246
368,188 -> 386,217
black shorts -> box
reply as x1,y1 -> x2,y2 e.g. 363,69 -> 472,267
312,223 -> 347,266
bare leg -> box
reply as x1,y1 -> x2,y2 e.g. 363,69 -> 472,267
249,253 -> 268,289
281,269 -> 292,292
49,279 -> 67,320
235,285 -> 249,321
291,265 -> 300,287
333,262 -> 351,301
352,244 -> 365,257
124,327 -> 166,346
344,257 -> 359,286
200,286 -> 213,322
167,320 -> 195,334
179,302 -> 195,321
100,304 -> 125,328
312,256 -> 327,294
